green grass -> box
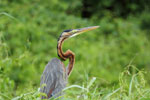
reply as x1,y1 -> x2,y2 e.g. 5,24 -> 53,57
3,65 -> 150,100
0,0 -> 150,100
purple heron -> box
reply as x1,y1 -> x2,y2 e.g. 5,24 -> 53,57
40,26 -> 99,99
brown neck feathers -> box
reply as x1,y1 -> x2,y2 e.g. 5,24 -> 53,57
57,37 -> 75,76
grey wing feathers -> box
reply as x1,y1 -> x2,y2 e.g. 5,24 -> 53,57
40,58 -> 68,99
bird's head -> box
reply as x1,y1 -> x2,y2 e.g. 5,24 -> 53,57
60,26 -> 99,39
57,26 -> 99,61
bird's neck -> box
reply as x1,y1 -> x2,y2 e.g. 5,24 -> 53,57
57,37 -> 75,76
57,37 -> 66,60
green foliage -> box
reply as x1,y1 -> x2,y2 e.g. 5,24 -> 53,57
0,0 -> 150,99
4,65 -> 150,100
140,12 -> 150,31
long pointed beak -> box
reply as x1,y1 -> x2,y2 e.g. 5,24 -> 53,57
70,26 -> 99,38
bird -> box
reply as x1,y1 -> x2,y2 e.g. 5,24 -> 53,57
40,26 -> 99,99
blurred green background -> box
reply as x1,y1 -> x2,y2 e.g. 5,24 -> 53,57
0,0 -> 150,99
